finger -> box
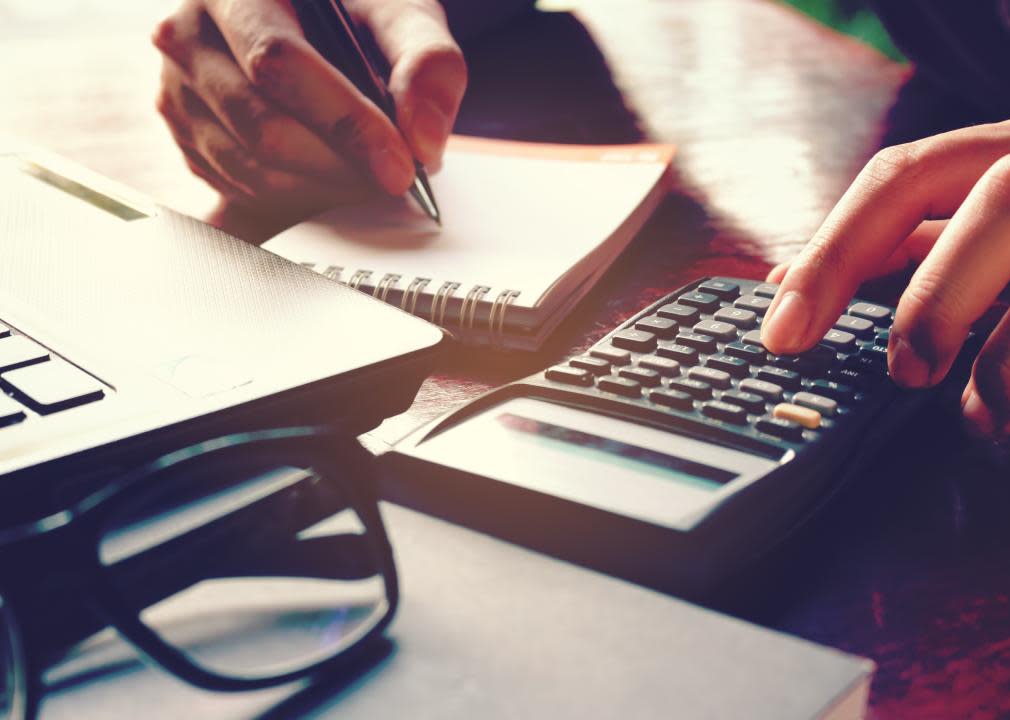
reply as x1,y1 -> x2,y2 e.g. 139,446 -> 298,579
887,155 -> 1010,388
761,123 -> 1010,355
356,0 -> 467,168
766,263 -> 789,283
204,0 -> 416,195
962,308 -> 1010,438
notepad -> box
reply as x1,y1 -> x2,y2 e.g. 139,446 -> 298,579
263,136 -> 674,350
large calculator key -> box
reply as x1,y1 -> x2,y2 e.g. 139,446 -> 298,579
618,366 -> 662,387
809,380 -> 855,403
724,342 -> 765,363
849,302 -> 892,323
656,304 -> 699,324
570,356 -> 611,375
0,324 -> 10,339
597,375 -> 642,398
753,283 -> 779,299
0,395 -> 26,425
741,330 -> 766,348
546,365 -> 594,387
756,416 -> 804,442
0,336 -> 49,372
669,378 -> 712,400
678,292 -> 721,312
611,329 -> 657,353
701,401 -> 748,425
733,295 -> 771,314
704,354 -> 749,378
590,346 -> 632,366
693,320 -> 737,342
676,333 -> 718,354
649,388 -> 694,411
834,315 -> 874,339
721,391 -> 765,414
688,366 -> 732,389
820,329 -> 857,353
697,280 -> 739,300
773,403 -> 822,429
3,360 -> 104,412
657,343 -> 699,365
791,391 -> 838,417
637,356 -> 681,377
635,315 -> 678,339
714,307 -> 757,329
756,365 -> 801,391
739,378 -> 784,402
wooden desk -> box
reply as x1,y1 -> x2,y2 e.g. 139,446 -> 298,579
1,1 -> 1005,716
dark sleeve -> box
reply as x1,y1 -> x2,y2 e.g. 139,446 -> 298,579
439,0 -> 537,40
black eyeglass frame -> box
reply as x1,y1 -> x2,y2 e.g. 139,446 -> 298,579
0,426 -> 398,718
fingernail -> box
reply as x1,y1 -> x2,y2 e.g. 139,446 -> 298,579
369,145 -> 414,195
962,389 -> 994,437
888,335 -> 930,387
410,99 -> 452,164
761,291 -> 809,353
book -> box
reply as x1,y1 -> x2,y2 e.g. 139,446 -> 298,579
262,136 -> 674,350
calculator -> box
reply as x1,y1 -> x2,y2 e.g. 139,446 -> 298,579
380,277 -> 969,598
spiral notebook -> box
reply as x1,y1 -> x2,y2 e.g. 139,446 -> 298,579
263,136 -> 674,350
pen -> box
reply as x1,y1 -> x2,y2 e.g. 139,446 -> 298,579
292,0 -> 441,224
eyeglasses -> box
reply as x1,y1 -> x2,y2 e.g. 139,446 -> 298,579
0,426 -> 398,719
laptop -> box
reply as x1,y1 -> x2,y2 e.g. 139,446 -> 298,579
0,141 -> 444,519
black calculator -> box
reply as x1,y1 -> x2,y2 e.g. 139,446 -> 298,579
381,277 -> 966,598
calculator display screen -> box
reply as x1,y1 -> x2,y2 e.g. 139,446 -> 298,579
496,413 -> 737,490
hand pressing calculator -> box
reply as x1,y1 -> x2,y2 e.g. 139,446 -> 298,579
381,277 -> 968,598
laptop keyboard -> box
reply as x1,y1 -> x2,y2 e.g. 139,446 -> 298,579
0,322 -> 105,425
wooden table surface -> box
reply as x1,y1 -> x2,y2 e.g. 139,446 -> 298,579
2,1 -> 1007,717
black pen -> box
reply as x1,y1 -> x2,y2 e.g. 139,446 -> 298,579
292,0 -> 441,224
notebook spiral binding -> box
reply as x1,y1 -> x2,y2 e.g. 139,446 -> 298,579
306,264 -> 520,346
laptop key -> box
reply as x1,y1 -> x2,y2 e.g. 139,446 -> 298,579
3,360 -> 104,413
0,336 -> 49,372
0,395 -> 26,426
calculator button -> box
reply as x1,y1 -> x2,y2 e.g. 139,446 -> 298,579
826,367 -> 870,391
546,365 -> 594,386
755,366 -> 801,390
701,401 -> 748,425
739,378 -> 784,402
669,378 -> 712,400
756,416 -> 804,442
848,302 -> 891,323
875,329 -> 890,347
649,388 -> 694,410
697,280 -> 740,300
858,345 -> 888,367
843,354 -> 881,374
590,346 -> 632,366
657,343 -> 699,365
809,380 -> 855,403
612,329 -> 657,353
3,360 -> 104,412
656,304 -> 699,324
733,295 -> 771,314
834,315 -> 874,339
688,367 -> 732,389
791,392 -> 838,417
618,366 -> 662,387
773,403 -> 822,429
635,315 -> 678,339
0,395 -> 26,425
753,283 -> 779,299
693,320 -> 737,341
678,292 -> 721,312
570,356 -> 611,375
676,333 -> 718,354
721,391 -> 765,414
820,329 -> 857,353
704,354 -> 749,378
724,342 -> 765,363
0,336 -> 49,372
741,330 -> 766,348
637,356 -> 681,377
597,376 -> 642,397
713,307 -> 757,329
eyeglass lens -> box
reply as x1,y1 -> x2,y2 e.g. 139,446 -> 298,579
96,462 -> 389,681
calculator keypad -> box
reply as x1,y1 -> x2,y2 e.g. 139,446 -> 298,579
542,277 -> 897,448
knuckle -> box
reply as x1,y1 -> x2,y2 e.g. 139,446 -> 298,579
862,143 -> 923,190
151,16 -> 178,53
245,34 -> 295,89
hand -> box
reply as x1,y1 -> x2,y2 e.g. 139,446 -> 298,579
761,121 -> 1010,438
152,0 -> 466,213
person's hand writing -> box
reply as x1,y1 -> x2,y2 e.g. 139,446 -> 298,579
152,0 -> 466,213
761,121 -> 1010,438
